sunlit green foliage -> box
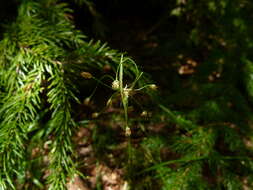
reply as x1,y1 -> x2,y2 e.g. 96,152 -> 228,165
0,0 -> 144,189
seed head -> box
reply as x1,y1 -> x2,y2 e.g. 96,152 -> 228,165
141,111 -> 148,117
112,80 -> 120,90
149,84 -> 157,90
83,97 -> 90,105
92,112 -> 99,118
125,126 -> 131,137
81,72 -> 92,79
123,88 -> 131,99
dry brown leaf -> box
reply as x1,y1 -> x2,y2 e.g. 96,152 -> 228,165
67,175 -> 90,190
